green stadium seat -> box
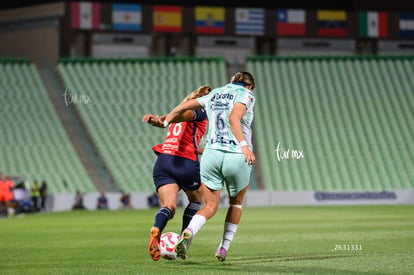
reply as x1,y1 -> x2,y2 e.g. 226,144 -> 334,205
0,60 -> 96,194
57,57 -> 227,192
247,55 -> 414,191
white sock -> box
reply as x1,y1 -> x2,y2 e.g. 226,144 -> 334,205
218,222 -> 238,251
187,214 -> 207,236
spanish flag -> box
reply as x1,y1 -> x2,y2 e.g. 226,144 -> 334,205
153,5 -> 182,33
317,10 -> 347,37
195,6 -> 225,34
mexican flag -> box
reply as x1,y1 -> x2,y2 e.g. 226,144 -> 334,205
359,11 -> 387,38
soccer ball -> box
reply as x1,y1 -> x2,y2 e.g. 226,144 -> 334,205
160,232 -> 181,260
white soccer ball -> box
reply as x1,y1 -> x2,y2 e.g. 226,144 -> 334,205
160,232 -> 181,260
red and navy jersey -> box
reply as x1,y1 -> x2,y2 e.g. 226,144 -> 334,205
152,109 -> 207,161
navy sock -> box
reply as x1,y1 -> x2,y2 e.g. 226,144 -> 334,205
182,202 -> 201,233
153,207 -> 172,232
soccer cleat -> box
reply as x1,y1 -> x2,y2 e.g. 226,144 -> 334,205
148,227 -> 161,261
215,247 -> 227,262
175,228 -> 193,260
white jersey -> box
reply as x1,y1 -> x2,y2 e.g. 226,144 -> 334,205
197,82 -> 255,153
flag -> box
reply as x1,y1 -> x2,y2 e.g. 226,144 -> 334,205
317,10 -> 347,37
112,3 -> 142,31
195,6 -> 225,34
276,9 -> 305,36
400,13 -> 414,38
153,5 -> 182,32
235,8 -> 264,35
359,11 -> 387,38
71,2 -> 100,30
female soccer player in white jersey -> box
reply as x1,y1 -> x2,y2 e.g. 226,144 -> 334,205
143,85 -> 211,261
162,72 -> 256,261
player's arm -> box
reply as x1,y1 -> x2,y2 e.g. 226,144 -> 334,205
161,110 -> 196,123
229,102 -> 255,165
196,147 -> 204,154
164,99 -> 203,127
142,110 -> 195,128
142,114 -> 164,128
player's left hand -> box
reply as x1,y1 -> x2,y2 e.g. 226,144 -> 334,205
242,147 -> 256,165
142,114 -> 163,128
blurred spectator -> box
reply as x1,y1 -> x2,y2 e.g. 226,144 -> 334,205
12,183 -> 32,213
39,181 -> 48,212
119,190 -> 131,209
30,180 -> 40,212
0,173 -> 14,216
72,190 -> 85,210
97,191 -> 108,210
147,192 -> 160,208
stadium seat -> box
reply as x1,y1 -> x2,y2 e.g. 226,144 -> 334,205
247,55 -> 414,191
0,59 -> 96,193
57,57 -> 227,192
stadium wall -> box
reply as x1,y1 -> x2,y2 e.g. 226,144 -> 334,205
0,2 -> 64,65
45,190 -> 414,212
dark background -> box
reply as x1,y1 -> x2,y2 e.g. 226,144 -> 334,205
1,0 -> 414,12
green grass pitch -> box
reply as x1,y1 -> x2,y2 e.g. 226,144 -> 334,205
1,205 -> 413,274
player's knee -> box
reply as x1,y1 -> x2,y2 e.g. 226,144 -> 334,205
229,197 -> 244,206
204,203 -> 218,216
186,190 -> 202,202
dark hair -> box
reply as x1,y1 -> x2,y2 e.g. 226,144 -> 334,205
231,71 -> 255,90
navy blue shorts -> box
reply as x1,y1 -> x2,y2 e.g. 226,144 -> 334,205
153,154 -> 202,192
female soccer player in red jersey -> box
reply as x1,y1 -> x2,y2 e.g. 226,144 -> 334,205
142,85 -> 211,261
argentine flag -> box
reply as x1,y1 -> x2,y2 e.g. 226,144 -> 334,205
112,4 -> 142,31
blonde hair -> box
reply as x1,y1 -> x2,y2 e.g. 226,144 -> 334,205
182,85 -> 212,102
231,71 -> 255,90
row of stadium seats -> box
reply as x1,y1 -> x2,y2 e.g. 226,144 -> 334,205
57,57 -> 228,192
0,60 -> 96,193
248,55 -> 414,191
2,56 -> 412,194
